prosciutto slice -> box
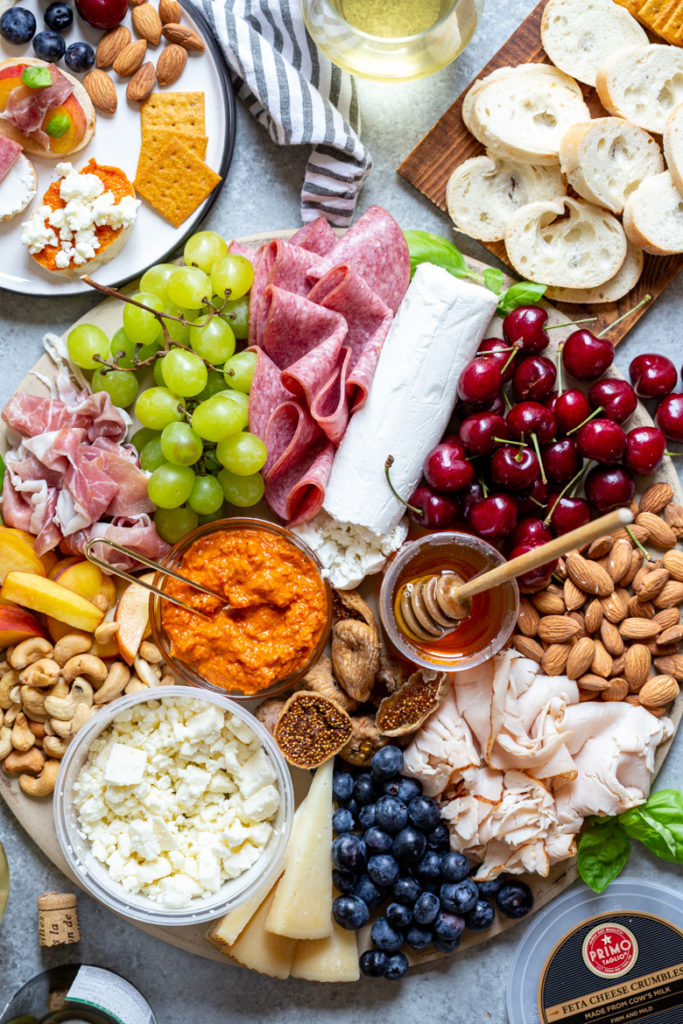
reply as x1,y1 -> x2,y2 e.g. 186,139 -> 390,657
0,137 -> 21,183
1,64 -> 73,149
3,391 -> 127,443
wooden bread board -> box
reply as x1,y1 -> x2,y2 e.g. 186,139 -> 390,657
397,0 -> 683,343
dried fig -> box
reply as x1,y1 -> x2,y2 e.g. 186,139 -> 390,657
376,669 -> 448,736
339,715 -> 388,766
303,654 -> 358,713
332,619 -> 380,703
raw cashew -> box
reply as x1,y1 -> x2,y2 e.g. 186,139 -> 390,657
61,654 -> 107,686
27,719 -> 47,740
0,725 -> 11,760
43,735 -> 68,758
45,678 -> 94,720
20,759 -> 60,797
3,747 -> 45,775
20,686 -> 47,719
53,633 -> 92,667
50,704 -> 95,738
0,670 -> 20,709
94,663 -> 130,704
134,657 -> 161,688
3,705 -> 19,726
94,620 -> 119,645
124,677 -> 148,695
9,637 -> 53,670
11,712 -> 35,752
139,641 -> 163,664
159,674 -> 176,687
19,658 -> 60,688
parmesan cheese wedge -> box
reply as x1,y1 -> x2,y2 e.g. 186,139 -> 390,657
290,919 -> 360,982
266,757 -> 334,940
226,887 -> 294,979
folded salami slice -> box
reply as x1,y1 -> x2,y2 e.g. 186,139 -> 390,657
0,137 -> 21,183
266,440 -> 336,526
261,286 -> 347,369
248,348 -> 290,442
307,206 -> 410,314
249,240 -> 322,346
289,217 -> 338,255
263,400 -> 324,481
228,239 -> 260,267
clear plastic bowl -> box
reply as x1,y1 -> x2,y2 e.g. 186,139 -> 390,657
53,686 -> 294,927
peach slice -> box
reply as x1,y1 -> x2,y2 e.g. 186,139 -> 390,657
115,572 -> 155,665
0,604 -> 48,646
51,558 -> 118,611
48,557 -> 80,581
2,572 -> 104,632
0,532 -> 47,583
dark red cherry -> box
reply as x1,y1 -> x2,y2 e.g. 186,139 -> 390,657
543,437 -> 582,484
457,357 -> 503,404
467,493 -> 518,539
511,517 -> 552,548
629,353 -> 677,399
459,412 -> 509,456
407,486 -> 459,528
562,330 -> 614,381
576,419 -> 627,464
551,389 -> 591,435
488,392 -> 506,417
515,478 -> 549,517
506,402 -> 556,445
512,355 -> 557,402
587,379 -> 637,423
424,442 -> 474,492
507,540 -> 558,592
545,494 -> 591,535
491,446 -> 540,491
625,426 -> 667,476
75,0 -> 127,30
459,481 -> 485,521
478,337 -> 517,382
584,465 -> 635,512
655,393 -> 683,443
503,306 -> 549,353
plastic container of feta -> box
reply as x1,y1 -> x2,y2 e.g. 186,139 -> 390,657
53,686 -> 294,927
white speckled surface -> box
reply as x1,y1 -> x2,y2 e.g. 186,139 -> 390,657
1,2 -> 682,1018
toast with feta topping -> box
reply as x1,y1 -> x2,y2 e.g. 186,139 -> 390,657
623,171 -> 683,255
541,0 -> 647,87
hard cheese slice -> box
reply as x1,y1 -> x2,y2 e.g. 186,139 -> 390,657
266,757 -> 333,940
226,887 -> 294,979
290,919 -> 360,982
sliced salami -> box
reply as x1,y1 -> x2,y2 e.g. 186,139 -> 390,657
248,348 -> 290,443
289,217 -> 338,255
228,239 -> 259,267
265,440 -> 336,525
0,137 -> 21,183
261,286 -> 347,369
281,331 -> 346,411
249,240 -> 322,347
263,400 -> 324,481
309,347 -> 351,446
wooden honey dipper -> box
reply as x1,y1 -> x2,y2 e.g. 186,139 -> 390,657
397,508 -> 633,643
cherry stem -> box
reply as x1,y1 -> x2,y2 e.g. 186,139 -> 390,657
626,525 -> 652,561
664,451 -> 683,457
502,344 -> 520,375
529,495 -> 546,509
497,437 -> 526,447
530,432 -> 547,484
477,346 -> 514,356
477,476 -> 489,498
596,293 -> 652,339
543,464 -> 587,526
567,406 -> 602,436
546,316 -> 597,331
384,456 -> 423,516
556,344 -> 564,396
503,390 -> 513,411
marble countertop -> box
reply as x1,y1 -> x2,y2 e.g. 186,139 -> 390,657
1,2 -> 682,1020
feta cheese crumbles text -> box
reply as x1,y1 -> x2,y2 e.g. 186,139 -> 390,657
72,697 -> 281,909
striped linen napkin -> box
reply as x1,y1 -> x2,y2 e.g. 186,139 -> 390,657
196,0 -> 372,225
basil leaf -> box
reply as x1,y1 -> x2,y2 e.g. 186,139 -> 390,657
404,230 -> 469,279
619,790 -> 683,863
497,280 -> 548,316
483,267 -> 504,295
577,817 -> 631,893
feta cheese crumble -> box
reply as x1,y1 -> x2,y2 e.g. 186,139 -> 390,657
293,510 -> 408,589
72,697 -> 281,908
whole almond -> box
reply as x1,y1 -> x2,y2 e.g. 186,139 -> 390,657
555,558 -> 568,581
612,524 -> 650,546
619,617 -> 662,641
566,637 -> 596,679
127,61 -> 156,102
648,641 -> 679,657
607,538 -> 632,583
653,607 -> 680,629
531,586 -> 565,615
640,482 -> 673,514
653,580 -> 683,609
133,4 -> 162,44
635,567 -> 670,601
83,68 -> 117,113
542,643 -> 570,676
601,590 -> 628,624
664,502 -> 683,538
624,644 -> 651,691
620,548 -> 644,587
566,552 -> 614,597
628,596 -> 655,619
657,624 -> 683,645
563,578 -> 586,611
600,619 -> 624,656
611,652 -> 626,677
601,677 -> 628,702
662,549 -> 683,581
654,654 -> 683,681
113,38 -> 147,75
587,536 -> 614,559
156,43 -> 187,85
159,0 -> 181,22
511,635 -> 544,663
517,598 -> 540,638
584,599 -> 603,633
96,24 -> 131,68
639,674 -> 679,707
162,22 -> 205,50
569,610 -> 587,638
577,672 -> 610,692
636,511 -> 677,549
578,688 -> 598,702
591,639 -> 613,678
538,616 -> 580,644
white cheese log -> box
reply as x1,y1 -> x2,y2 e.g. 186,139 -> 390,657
322,264 -> 498,535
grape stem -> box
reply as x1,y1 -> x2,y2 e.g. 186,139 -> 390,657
384,456 -> 423,516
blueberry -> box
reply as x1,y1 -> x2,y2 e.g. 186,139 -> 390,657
384,951 -> 409,980
355,874 -> 384,910
360,949 -> 388,977
393,876 -> 421,907
408,795 -> 440,832
414,891 -> 440,926
331,833 -> 367,874
476,877 -> 503,899
416,850 -> 442,885
441,851 -> 470,883
367,854 -> 399,889
358,803 -> 376,829
371,916 -> 404,953
333,808 -> 355,834
371,745 -> 403,779
433,935 -> 462,954
427,822 -> 450,850
345,797 -> 359,820
440,878 -> 478,915
405,925 -> 433,950
375,795 -> 408,834
44,2 -> 73,32
353,772 -> 379,806
386,901 -> 412,929
393,826 -> 427,865
365,827 -> 393,856
1,7 -> 36,44
465,899 -> 496,931
64,41 -> 95,73
333,769 -> 354,803
332,869 -> 357,895
497,881 -> 534,919
383,778 -> 400,797
33,30 -> 65,61
398,777 -> 422,803
332,894 -> 369,930
433,910 -> 465,941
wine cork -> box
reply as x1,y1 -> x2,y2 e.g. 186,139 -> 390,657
37,891 -> 81,947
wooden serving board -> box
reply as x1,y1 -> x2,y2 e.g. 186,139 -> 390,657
397,0 -> 683,343
1,234 -> 681,975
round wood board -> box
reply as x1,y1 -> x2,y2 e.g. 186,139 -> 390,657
0,233 -> 681,971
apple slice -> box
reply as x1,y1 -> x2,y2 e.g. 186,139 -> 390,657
0,605 -> 48,646
0,532 -> 47,583
115,572 -> 156,665
1,572 -> 104,632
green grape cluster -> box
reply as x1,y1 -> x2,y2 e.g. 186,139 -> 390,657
66,230 -> 267,544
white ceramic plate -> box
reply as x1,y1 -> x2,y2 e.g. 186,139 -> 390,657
0,0 -> 235,295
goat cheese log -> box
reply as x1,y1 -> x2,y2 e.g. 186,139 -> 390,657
322,264 -> 498,536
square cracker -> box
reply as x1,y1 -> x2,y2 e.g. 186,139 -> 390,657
141,129 -> 208,160
134,135 -> 221,228
140,92 -> 206,135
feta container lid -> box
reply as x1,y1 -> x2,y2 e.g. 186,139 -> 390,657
507,878 -> 683,1024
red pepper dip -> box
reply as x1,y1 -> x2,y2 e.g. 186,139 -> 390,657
161,527 -> 328,695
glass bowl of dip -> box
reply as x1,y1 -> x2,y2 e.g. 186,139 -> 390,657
53,686 -> 295,927
150,518 -> 332,701
379,531 -> 519,672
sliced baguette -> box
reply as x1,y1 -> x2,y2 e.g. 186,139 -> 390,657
462,64 -> 583,133
596,44 -> 683,134
559,118 -> 663,214
623,170 -> 683,254
544,241 -> 644,303
663,102 -> 683,196
446,152 -> 566,242
504,196 -> 627,288
541,0 -> 647,87
468,68 -> 590,165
